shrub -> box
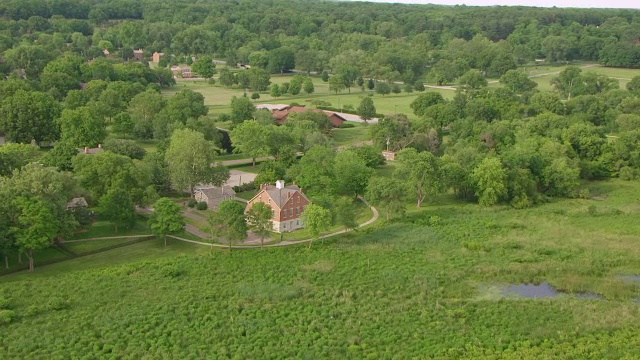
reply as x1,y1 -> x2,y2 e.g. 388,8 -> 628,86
0,310 -> 15,325
619,166 -> 638,180
0,297 -> 9,309
232,181 -> 257,193
196,201 -> 208,210
47,297 -> 69,311
339,123 -> 355,128
208,78 -> 216,85
187,199 -> 198,208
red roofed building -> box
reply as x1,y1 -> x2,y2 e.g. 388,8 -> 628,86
245,180 -> 310,233
271,106 -> 346,127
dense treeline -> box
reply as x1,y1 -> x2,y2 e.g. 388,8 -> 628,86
1,0 -> 640,82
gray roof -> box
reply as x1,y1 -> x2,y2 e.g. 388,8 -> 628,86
66,197 -> 88,208
264,184 -> 305,208
196,186 -> 236,199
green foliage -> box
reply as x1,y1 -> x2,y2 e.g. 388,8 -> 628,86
246,202 -> 272,247
196,202 -> 208,210
357,97 -> 376,122
301,204 -> 332,241
472,157 -> 508,206
395,148 -> 445,207
99,184 -> 136,232
230,96 -> 256,125
191,56 -> 216,79
187,199 -> 197,208
149,198 -> 185,245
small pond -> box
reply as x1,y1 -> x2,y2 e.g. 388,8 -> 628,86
502,282 -> 604,300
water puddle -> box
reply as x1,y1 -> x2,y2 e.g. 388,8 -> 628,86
504,282 -> 559,298
501,282 -> 604,300
618,275 -> 640,283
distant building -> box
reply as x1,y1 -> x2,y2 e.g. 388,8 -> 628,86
382,150 -> 397,161
152,52 -> 164,64
246,181 -> 310,233
132,49 -> 144,61
66,197 -> 88,211
77,144 -> 103,155
170,65 -> 192,78
194,186 -> 237,210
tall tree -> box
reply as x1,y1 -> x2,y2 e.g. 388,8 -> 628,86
191,56 -> 216,79
357,97 -> 377,123
58,106 -> 106,147
230,121 -> 268,166
0,90 -> 61,144
149,198 -> 185,246
328,75 -> 346,94
471,157 -> 507,206
230,96 -> 256,125
12,197 -> 60,271
99,184 -> 136,232
366,177 -> 408,220
394,148 -> 444,208
333,150 -> 374,197
246,202 -> 272,248
334,197 -> 358,231
212,200 -> 248,251
301,204 -> 332,247
165,129 -> 227,196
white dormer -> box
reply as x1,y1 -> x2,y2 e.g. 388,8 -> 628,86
276,180 -> 285,189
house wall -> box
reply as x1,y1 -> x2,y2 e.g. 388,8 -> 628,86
328,114 -> 345,128
194,192 -> 207,204
247,189 -> 309,233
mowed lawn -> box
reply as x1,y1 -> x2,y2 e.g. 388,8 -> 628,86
162,75 -> 454,120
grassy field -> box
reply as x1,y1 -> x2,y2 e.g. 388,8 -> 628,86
163,76 -> 453,119
66,217 -> 152,240
2,178 -> 640,357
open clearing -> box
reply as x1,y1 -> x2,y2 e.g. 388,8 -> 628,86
2,178 -> 640,358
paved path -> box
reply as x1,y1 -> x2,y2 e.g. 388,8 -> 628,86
168,196 -> 379,249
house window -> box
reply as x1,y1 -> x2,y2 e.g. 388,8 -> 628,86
283,223 -> 286,229
272,210 -> 275,218
297,196 -> 300,203
296,220 -> 299,226
295,207 -> 299,215
289,209 -> 293,217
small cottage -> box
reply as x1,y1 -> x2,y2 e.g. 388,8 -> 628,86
194,186 -> 236,210
245,180 -> 310,233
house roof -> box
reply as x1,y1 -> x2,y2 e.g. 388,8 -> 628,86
196,186 -> 236,199
66,197 -> 88,208
256,104 -> 290,111
254,184 -> 308,209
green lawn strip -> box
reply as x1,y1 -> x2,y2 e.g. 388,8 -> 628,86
65,217 -> 152,240
331,125 -> 371,146
228,164 -> 260,173
0,247 -> 69,275
235,189 -> 258,201
63,238 -> 145,255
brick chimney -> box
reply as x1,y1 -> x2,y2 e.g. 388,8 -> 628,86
276,180 -> 285,189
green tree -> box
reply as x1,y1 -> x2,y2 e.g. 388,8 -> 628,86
165,129 -> 227,196
414,81 -> 425,92
551,66 -> 582,100
212,200 -> 248,251
410,92 -> 445,117
301,204 -> 332,246
321,71 -> 329,82
357,97 -> 377,123
395,148 -> 444,207
329,75 -> 346,94
303,77 -> 315,95
287,146 -> 335,196
12,197 -> 60,271
58,106 -> 106,148
251,92 -> 260,101
5,44 -> 53,79
99,184 -> 136,232
289,75 -> 303,95
230,121 -> 268,166
41,141 -> 78,172
458,69 -> 488,90
191,56 -> 216,78
367,78 -> 375,91
0,143 -> 40,176
626,76 -> 640,96
0,90 -> 61,144
333,150 -> 374,197
471,157 -> 507,206
500,70 -> 537,93
230,96 -> 256,125
246,202 -> 272,248
375,82 -> 391,96
218,68 -> 237,87
366,177 -> 408,220
270,84 -> 282,98
149,198 -> 185,246
334,197 -> 358,231
103,139 -> 146,160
